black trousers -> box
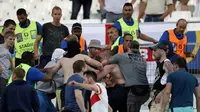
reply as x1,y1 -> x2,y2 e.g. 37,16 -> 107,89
71,0 -> 92,19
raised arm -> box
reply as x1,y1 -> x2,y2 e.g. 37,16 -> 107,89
83,55 -> 103,71
69,81 -> 99,93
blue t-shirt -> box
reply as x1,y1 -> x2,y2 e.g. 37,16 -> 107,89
114,18 -> 141,37
65,74 -> 84,112
167,69 -> 199,108
26,67 -> 45,87
60,39 -> 88,52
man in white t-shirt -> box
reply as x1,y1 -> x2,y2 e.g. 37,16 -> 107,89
69,70 -> 112,112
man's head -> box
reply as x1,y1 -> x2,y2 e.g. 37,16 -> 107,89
128,40 -> 140,53
21,51 -> 35,66
16,8 -> 28,25
107,26 -> 119,42
12,67 -> 25,81
123,33 -> 133,51
176,18 -> 187,35
99,49 -> 112,62
83,70 -> 97,84
51,6 -> 62,24
4,31 -> 15,48
72,23 -> 82,39
103,74 -> 113,86
123,3 -> 133,20
64,40 -> 81,58
2,19 -> 16,34
73,60 -> 86,73
173,57 -> 187,71
88,39 -> 101,57
150,42 -> 169,61
67,34 -> 78,42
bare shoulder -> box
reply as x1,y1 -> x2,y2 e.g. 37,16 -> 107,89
163,59 -> 174,72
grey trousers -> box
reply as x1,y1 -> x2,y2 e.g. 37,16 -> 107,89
127,88 -> 150,112
106,12 -> 123,23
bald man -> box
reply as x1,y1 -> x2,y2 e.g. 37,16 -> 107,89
159,18 -> 194,60
98,49 -> 125,85
52,40 -> 103,84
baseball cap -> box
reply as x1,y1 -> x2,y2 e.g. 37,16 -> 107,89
88,39 -> 101,49
149,41 -> 168,51
72,22 -> 82,29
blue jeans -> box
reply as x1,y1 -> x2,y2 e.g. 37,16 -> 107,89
37,91 -> 57,112
144,15 -> 164,22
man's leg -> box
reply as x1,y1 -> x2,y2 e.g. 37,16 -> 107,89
127,88 -> 150,112
83,0 -> 92,19
71,0 -> 82,20
0,77 -> 8,105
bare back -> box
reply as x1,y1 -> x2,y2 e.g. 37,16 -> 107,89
59,54 -> 85,83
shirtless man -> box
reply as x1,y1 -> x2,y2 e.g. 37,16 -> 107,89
52,40 -> 103,83
98,49 -> 125,85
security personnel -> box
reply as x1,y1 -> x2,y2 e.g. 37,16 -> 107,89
8,52 -> 54,88
61,22 -> 87,53
106,26 -> 123,50
112,33 -> 133,55
15,8 -> 42,67
114,3 -> 158,43
159,19 -> 194,59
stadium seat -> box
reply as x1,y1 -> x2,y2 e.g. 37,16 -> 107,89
165,11 -> 192,22
188,17 -> 200,22
81,19 -> 101,24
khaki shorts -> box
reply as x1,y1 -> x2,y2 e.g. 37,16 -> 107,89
149,91 -> 170,112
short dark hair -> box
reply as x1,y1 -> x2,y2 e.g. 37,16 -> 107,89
124,33 -> 133,39
83,71 -> 97,82
177,18 -> 187,25
123,3 -> 133,8
16,8 -> 27,15
52,6 -> 62,14
173,57 -> 187,68
73,60 -> 86,73
13,67 -> 25,79
21,51 -> 34,62
3,19 -> 16,28
4,31 -> 15,39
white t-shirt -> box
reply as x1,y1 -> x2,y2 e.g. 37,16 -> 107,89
90,83 -> 108,112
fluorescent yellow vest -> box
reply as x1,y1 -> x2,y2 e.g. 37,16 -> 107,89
15,21 -> 37,59
7,63 -> 35,86
118,18 -> 139,41
0,26 -> 2,33
111,37 -> 121,50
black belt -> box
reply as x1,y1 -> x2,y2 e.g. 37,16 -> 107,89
146,14 -> 162,17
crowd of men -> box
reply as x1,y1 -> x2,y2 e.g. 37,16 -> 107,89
0,2 -> 199,112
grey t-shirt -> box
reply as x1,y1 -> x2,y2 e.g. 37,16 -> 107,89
36,60 -> 64,93
109,52 -> 149,87
0,44 -> 12,79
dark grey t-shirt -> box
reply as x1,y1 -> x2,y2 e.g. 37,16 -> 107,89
42,22 -> 69,55
109,52 -> 149,87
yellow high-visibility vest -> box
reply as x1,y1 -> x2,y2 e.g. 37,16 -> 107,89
15,21 -> 37,59
7,63 -> 36,88
118,18 -> 139,41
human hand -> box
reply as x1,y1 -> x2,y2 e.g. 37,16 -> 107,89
155,92 -> 162,104
0,64 -> 2,73
69,81 -> 78,86
34,52 -> 40,60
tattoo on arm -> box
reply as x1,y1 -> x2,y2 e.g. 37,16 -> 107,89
163,61 -> 174,73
